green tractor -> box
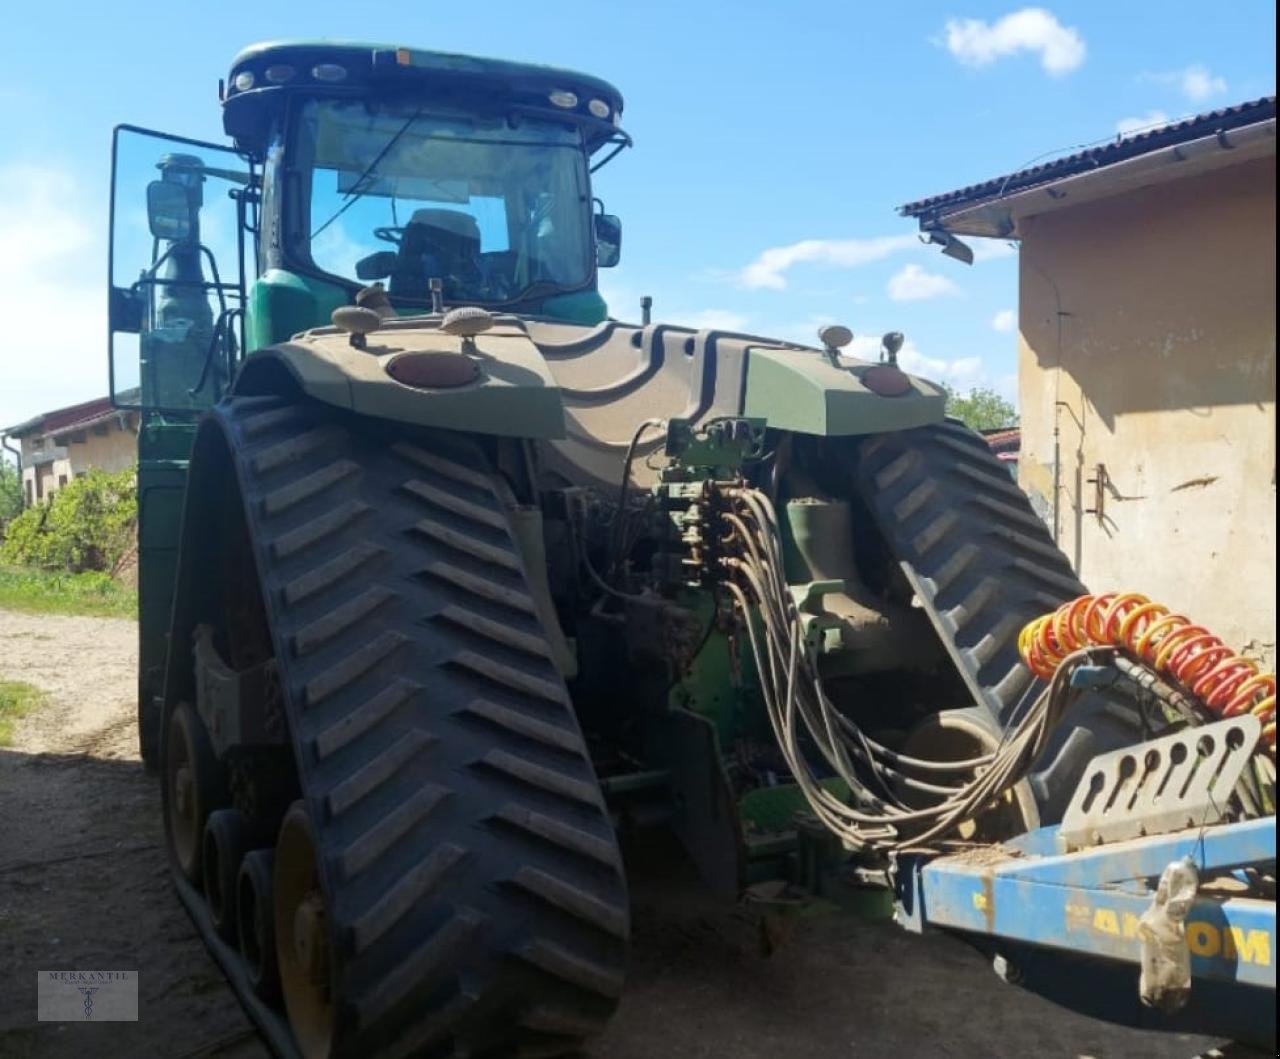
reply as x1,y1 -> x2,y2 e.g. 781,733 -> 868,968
108,41 -> 1132,1058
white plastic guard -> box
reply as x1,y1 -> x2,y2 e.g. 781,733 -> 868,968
1058,714 -> 1261,851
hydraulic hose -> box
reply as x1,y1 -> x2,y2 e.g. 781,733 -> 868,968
718,484 -> 1090,853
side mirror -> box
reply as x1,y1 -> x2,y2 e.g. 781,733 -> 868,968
595,213 -> 621,268
356,251 -> 399,281
146,180 -> 192,242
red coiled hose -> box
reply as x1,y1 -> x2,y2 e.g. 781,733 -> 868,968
1018,593 -> 1276,753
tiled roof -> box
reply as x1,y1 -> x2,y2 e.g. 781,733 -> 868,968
899,97 -> 1276,221
4,396 -> 117,439
982,427 -> 1020,454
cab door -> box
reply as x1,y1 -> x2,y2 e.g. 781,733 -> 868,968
107,124 -> 256,763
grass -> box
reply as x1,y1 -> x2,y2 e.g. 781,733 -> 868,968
0,680 -> 45,746
0,565 -> 137,619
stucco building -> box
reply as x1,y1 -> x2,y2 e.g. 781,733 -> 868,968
901,98 -> 1276,666
4,397 -> 138,507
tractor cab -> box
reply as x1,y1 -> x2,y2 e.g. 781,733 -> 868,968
108,41 -> 628,415
108,41 -> 629,755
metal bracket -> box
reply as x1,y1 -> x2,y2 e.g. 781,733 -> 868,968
1058,714 -> 1261,851
193,625 -> 285,757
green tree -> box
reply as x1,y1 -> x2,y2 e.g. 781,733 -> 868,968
941,384 -> 1018,432
0,466 -> 137,574
0,459 -> 20,523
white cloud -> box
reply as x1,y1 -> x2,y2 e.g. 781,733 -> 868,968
992,309 -> 1017,332
943,7 -> 1086,76
1143,64 -> 1227,103
0,165 -> 106,430
1179,65 -> 1227,102
887,263 -> 959,302
971,239 -> 1019,263
684,309 -> 750,332
739,234 -> 917,290
0,165 -> 90,279
840,333 -> 983,387
899,344 -> 982,385
1116,109 -> 1171,136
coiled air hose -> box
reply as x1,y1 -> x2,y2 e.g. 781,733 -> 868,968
1018,593 -> 1276,754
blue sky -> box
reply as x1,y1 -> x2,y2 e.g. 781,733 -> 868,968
1,1 -> 1274,430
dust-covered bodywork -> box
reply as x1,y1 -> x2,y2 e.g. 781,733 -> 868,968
243,315 -> 947,485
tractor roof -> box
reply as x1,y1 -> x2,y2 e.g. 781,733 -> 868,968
222,40 -> 626,156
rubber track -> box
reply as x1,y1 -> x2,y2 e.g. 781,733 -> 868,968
855,420 -> 1087,733
190,397 -> 628,1058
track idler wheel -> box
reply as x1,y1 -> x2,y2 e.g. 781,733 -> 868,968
203,809 -> 246,942
899,706 -> 1038,840
274,801 -> 335,1058
238,848 -> 280,1003
165,701 -> 224,884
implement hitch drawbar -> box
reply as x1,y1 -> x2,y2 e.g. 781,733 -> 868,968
895,811 -> 1275,1046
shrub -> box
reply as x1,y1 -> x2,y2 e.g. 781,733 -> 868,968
0,460 -> 20,523
0,466 -> 137,574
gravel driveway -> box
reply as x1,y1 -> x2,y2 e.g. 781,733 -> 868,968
0,608 -> 1230,1058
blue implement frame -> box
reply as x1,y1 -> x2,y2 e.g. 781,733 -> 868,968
896,816 -> 1276,991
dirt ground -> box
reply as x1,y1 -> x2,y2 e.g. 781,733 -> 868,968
0,608 -> 1235,1058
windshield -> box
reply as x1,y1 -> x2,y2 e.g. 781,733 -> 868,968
292,98 -> 593,305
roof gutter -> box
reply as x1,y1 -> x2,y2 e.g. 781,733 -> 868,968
924,117 -> 1276,240
1,430 -> 22,510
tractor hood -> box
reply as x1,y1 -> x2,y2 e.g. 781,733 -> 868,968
241,314 -> 946,486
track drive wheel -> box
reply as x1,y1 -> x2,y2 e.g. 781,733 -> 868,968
275,801 -> 335,1059
165,701 -> 224,884
203,808 -> 247,942
898,707 -> 1037,840
238,848 -> 280,1003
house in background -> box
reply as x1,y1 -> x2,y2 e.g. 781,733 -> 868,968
981,427 -> 1020,475
4,396 -> 138,507
901,97 -> 1276,666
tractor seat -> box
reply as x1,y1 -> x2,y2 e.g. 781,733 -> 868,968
389,208 -> 483,299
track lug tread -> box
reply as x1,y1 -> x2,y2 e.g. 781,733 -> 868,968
261,459 -> 360,517
392,439 -> 495,491
491,803 -> 620,868
314,679 -> 421,760
326,728 -> 435,817
477,750 -> 602,806
239,403 -> 305,438
350,843 -> 469,953
437,604 -> 550,659
338,782 -> 450,880
250,425 -> 342,474
856,421 -> 1087,738
177,404 -> 627,1056
304,630 -> 408,707
411,517 -> 523,571
462,699 -> 583,754
271,499 -> 371,561
509,865 -> 629,939
403,478 -> 509,530
421,560 -> 537,614
292,585 -> 398,658
450,650 -> 567,705
515,939 -> 625,1000
354,908 -> 486,1027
